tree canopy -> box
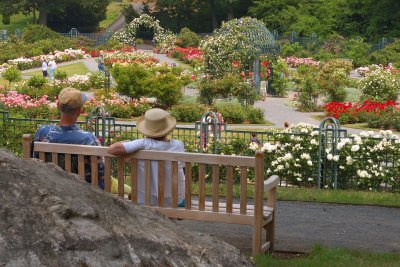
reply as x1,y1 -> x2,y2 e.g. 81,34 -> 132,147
0,0 -> 109,32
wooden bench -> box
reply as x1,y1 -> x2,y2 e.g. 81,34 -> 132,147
23,134 -> 279,256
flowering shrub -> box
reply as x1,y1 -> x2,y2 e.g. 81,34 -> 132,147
0,49 -> 88,71
200,17 -> 263,78
248,123 -> 400,190
324,100 -> 398,124
284,57 -> 320,68
102,50 -> 159,67
83,93 -> 151,118
170,47 -> 203,67
0,90 -> 56,119
113,14 -> 177,53
358,69 -> 400,102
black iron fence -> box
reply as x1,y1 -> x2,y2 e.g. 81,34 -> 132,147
1,110 -> 400,191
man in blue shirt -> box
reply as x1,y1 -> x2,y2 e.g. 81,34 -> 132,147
34,87 -> 105,189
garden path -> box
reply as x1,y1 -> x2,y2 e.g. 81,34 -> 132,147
20,54 -> 369,134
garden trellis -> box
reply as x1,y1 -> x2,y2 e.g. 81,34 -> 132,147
200,17 -> 279,93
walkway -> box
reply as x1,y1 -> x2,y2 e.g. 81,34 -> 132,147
178,201 -> 400,254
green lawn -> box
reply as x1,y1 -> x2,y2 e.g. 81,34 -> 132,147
0,13 -> 33,33
345,87 -> 362,102
23,62 -> 90,77
99,0 -> 130,30
255,245 -> 400,267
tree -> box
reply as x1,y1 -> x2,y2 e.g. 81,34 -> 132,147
0,0 -> 109,32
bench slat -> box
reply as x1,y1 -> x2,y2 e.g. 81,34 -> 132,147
78,154 -> 85,180
65,154 -> 71,172
172,161 -> 179,208
117,158 -> 124,197
240,166 -> 248,214
144,159 -> 151,206
131,159 -> 138,204
158,161 -> 165,207
91,155 -> 98,189
226,165 -> 233,213
104,157 -> 112,193
198,164 -> 205,211
184,162 -> 192,209
212,165 -> 219,212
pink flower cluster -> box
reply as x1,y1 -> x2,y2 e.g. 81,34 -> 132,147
284,57 -> 320,68
0,90 -> 51,109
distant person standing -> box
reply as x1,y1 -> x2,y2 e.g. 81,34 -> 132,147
98,54 -> 105,72
42,61 -> 48,78
48,59 -> 57,80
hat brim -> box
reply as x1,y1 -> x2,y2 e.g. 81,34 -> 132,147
136,114 -> 176,138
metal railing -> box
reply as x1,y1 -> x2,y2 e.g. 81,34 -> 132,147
1,110 -> 399,191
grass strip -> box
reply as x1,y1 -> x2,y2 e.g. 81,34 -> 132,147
255,245 -> 400,267
190,183 -> 400,207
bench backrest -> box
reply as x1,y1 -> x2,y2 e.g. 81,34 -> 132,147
23,134 -> 265,220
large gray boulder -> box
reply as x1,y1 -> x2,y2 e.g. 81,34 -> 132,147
0,149 -> 253,267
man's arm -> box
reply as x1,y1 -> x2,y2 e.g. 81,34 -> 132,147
108,142 -> 128,156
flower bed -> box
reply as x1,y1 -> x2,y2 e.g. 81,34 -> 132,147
0,49 -> 89,71
284,56 -> 320,68
324,100 -> 398,124
169,47 -> 203,66
102,50 -> 159,66
0,88 -> 151,119
248,123 -> 400,190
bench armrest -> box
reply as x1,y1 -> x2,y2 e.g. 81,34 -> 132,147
264,175 -> 280,192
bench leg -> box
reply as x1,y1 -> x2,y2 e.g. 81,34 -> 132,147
264,212 -> 275,252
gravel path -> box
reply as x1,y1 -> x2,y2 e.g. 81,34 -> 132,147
178,201 -> 400,254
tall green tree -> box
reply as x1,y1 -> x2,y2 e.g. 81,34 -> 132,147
0,0 -> 109,32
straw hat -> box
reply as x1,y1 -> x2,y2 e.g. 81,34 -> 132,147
136,108 -> 176,138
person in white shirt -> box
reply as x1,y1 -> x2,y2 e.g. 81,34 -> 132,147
42,61 -> 48,77
48,59 -> 57,80
108,108 -> 185,207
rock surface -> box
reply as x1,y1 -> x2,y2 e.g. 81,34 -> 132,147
0,149 -> 253,267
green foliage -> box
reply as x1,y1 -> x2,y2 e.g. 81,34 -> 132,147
358,70 -> 400,102
170,103 -> 206,122
123,3 -> 139,24
295,65 -> 320,111
318,59 -> 351,102
54,69 -> 68,81
147,72 -> 184,108
213,101 -> 245,124
270,58 -> 289,97
369,40 -> 400,68
368,108 -> 400,131
88,71 -> 107,89
112,64 -> 151,99
27,75 -> 47,89
22,25 -> 61,43
344,38 -> 372,67
47,0 -> 110,32
176,27 -> 200,48
244,106 -> 265,124
280,42 -> 310,58
198,74 -> 256,106
2,67 -> 22,88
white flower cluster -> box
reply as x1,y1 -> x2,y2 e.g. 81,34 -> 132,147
247,124 -> 400,189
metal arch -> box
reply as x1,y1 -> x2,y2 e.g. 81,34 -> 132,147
70,28 -> 79,38
196,111 -> 227,154
87,106 -> 108,145
317,117 -> 341,190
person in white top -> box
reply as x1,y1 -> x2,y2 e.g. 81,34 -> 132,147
108,108 -> 185,207
48,59 -> 57,80
41,61 -> 48,77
